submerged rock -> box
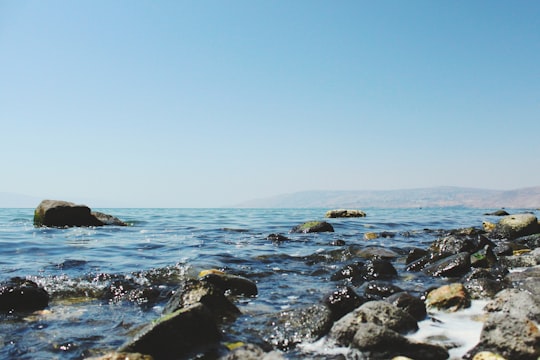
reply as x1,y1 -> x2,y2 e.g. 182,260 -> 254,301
34,200 -> 126,227
325,209 -> 366,218
0,277 -> 49,312
290,221 -> 334,233
119,302 -> 221,359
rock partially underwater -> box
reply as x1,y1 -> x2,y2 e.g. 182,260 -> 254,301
33,199 -> 127,227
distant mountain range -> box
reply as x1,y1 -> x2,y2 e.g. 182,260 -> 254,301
234,186 -> 540,209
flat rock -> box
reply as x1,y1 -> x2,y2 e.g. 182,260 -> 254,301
325,209 -> 366,218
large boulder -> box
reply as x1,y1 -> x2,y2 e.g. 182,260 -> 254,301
34,200 -> 126,227
490,213 -> 540,240
325,209 -> 366,218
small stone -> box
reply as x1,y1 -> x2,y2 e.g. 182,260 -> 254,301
425,283 -> 470,311
472,351 -> 506,360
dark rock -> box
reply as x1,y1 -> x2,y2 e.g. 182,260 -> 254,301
499,248 -> 540,268
492,242 -> 514,256
491,213 -> 540,240
355,246 -> 399,260
33,199 -> 126,227
290,221 -> 334,233
429,234 -> 477,256
484,209 -> 510,216
325,209 -> 366,218
0,277 -> 49,312
329,239 -> 346,246
329,301 -> 418,346
386,292 -> 427,321
425,283 -> 470,311
463,278 -> 504,299
364,281 -> 403,300
502,266 -> 540,297
331,262 -> 366,284
470,245 -> 498,268
264,304 -> 333,350
406,248 -> 429,264
200,271 -> 258,297
363,259 -> 398,279
423,252 -> 471,277
323,286 -> 365,321
515,233 -> 540,249
267,234 -> 290,244
119,302 -> 221,359
466,313 -> 540,360
163,279 -> 240,321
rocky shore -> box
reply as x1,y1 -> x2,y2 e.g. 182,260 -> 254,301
1,204 -> 539,359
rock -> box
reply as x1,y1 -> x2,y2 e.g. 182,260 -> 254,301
264,303 -> 333,350
162,279 -> 240,321
331,259 -> 397,284
423,252 -> 471,277
499,248 -> 540,268
364,281 -> 404,300
386,292 -> 427,321
484,210 -> 510,216
429,234 -> 478,256
222,343 -> 285,360
364,232 -> 378,240
199,271 -> 258,297
329,301 -> 418,345
491,213 -> 540,240
515,233 -> 540,249
0,277 -> 49,312
503,265 -> 540,297
351,323 -> 448,360
425,283 -> 470,311
119,302 -> 221,359
33,200 -> 126,227
86,352 -> 154,360
325,209 -> 366,218
484,288 -> 540,322
483,221 -> 496,232
472,351 -> 506,360
405,248 -> 429,265
466,312 -> 540,360
266,234 -> 290,244
290,221 -> 334,233
463,278 -> 504,299
355,246 -> 400,260
323,286 -> 365,321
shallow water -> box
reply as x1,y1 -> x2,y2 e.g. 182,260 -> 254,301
0,207 -> 535,359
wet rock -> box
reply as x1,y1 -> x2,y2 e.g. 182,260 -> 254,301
499,249 -> 540,268
484,210 -> 510,216
266,234 -> 290,244
323,286 -> 365,321
466,312 -> 540,360
492,242 -> 514,256
163,279 -> 240,321
471,351 -> 506,360
119,302 -> 221,359
331,259 -> 397,284
290,221 -> 334,233
329,301 -> 418,345
331,261 -> 366,284
364,281 -> 404,300
221,343 -> 285,360
0,277 -> 49,312
470,246 -> 498,268
491,213 -> 540,240
351,323 -> 448,360
325,209 -> 366,218
463,278 -> 504,299
33,200 -> 126,227
355,246 -> 400,260
405,248 -> 428,265
429,234 -> 481,256
515,233 -> 540,249
423,252 -> 471,277
425,283 -> 470,311
264,304 -> 333,350
386,292 -> 427,321
199,270 -> 258,297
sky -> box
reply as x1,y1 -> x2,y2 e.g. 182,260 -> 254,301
1,1 -> 539,207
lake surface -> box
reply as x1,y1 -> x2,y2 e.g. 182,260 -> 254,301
0,207 -> 532,359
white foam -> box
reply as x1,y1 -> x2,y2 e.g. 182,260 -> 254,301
407,300 -> 488,359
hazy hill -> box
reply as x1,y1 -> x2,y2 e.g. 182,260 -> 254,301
235,186 -> 540,209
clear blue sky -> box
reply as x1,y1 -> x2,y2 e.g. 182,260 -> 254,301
1,1 -> 539,207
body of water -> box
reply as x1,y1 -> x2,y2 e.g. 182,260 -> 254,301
0,207 -> 532,359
